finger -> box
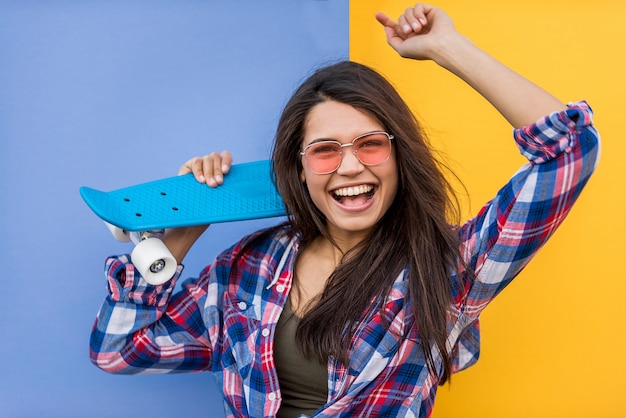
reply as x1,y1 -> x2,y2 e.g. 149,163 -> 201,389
219,150 -> 233,174
375,11 -> 397,30
212,151 -> 233,185
178,157 -> 205,184
178,158 -> 193,176
375,11 -> 407,47
403,5 -> 428,33
376,11 -> 407,37
179,156 -> 211,184
398,14 -> 413,35
203,152 -> 221,187
411,4 -> 429,27
192,156 -> 210,184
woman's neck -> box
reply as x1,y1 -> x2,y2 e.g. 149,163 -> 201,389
323,226 -> 370,258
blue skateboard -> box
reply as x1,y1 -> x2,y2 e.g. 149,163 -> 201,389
81,160 -> 286,284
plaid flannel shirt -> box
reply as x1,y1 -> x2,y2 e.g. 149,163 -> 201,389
90,101 -> 599,417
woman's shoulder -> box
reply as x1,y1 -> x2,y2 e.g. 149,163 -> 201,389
206,223 -> 298,289
217,222 -> 298,263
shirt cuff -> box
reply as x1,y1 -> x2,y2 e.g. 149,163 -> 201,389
513,100 -> 593,164
104,255 -> 182,307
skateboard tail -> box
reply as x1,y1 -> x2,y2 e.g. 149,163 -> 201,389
80,186 -> 135,230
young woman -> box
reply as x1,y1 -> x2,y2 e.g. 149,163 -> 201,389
90,4 -> 599,417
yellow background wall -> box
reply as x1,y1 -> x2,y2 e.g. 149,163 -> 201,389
351,1 -> 625,417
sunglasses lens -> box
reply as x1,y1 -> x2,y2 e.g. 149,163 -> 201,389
354,133 -> 391,165
306,142 -> 342,174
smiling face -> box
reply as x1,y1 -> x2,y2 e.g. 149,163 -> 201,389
301,100 -> 398,244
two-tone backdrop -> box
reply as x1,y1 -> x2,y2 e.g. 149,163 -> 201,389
1,1 -> 623,417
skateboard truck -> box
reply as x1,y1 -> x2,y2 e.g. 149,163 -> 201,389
105,223 -> 177,285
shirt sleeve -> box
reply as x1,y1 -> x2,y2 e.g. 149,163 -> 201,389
448,101 -> 599,373
456,100 -> 600,317
89,255 -> 213,374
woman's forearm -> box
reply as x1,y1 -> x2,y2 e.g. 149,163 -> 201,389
432,32 -> 567,128
162,224 -> 209,263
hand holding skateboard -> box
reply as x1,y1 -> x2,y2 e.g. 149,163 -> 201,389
80,158 -> 286,285
178,151 -> 233,188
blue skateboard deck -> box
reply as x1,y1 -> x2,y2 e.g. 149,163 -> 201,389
80,160 -> 286,232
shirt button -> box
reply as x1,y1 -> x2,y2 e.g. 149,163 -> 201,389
238,301 -> 247,310
268,392 -> 276,401
261,328 -> 270,337
276,284 -> 285,293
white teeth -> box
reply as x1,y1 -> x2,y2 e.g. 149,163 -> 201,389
333,185 -> 373,197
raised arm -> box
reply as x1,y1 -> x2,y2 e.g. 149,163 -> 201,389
376,3 -> 567,128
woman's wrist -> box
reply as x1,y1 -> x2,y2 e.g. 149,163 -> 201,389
162,225 -> 209,263
429,31 -> 477,75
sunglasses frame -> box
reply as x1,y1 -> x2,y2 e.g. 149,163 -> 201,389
299,131 -> 394,175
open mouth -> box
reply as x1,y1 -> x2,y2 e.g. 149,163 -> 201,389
331,184 -> 375,205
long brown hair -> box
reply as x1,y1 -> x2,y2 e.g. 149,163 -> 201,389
271,61 -> 464,383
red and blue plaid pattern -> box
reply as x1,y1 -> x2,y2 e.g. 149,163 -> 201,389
90,101 -> 599,417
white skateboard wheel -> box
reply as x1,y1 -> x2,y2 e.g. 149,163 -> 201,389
131,237 -> 177,285
104,222 -> 131,242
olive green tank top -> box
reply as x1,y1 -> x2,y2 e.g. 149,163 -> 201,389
274,298 -> 328,417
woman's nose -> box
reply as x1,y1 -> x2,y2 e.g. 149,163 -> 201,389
335,147 -> 364,176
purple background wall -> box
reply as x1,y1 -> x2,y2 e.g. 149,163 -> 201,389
0,1 -> 348,416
